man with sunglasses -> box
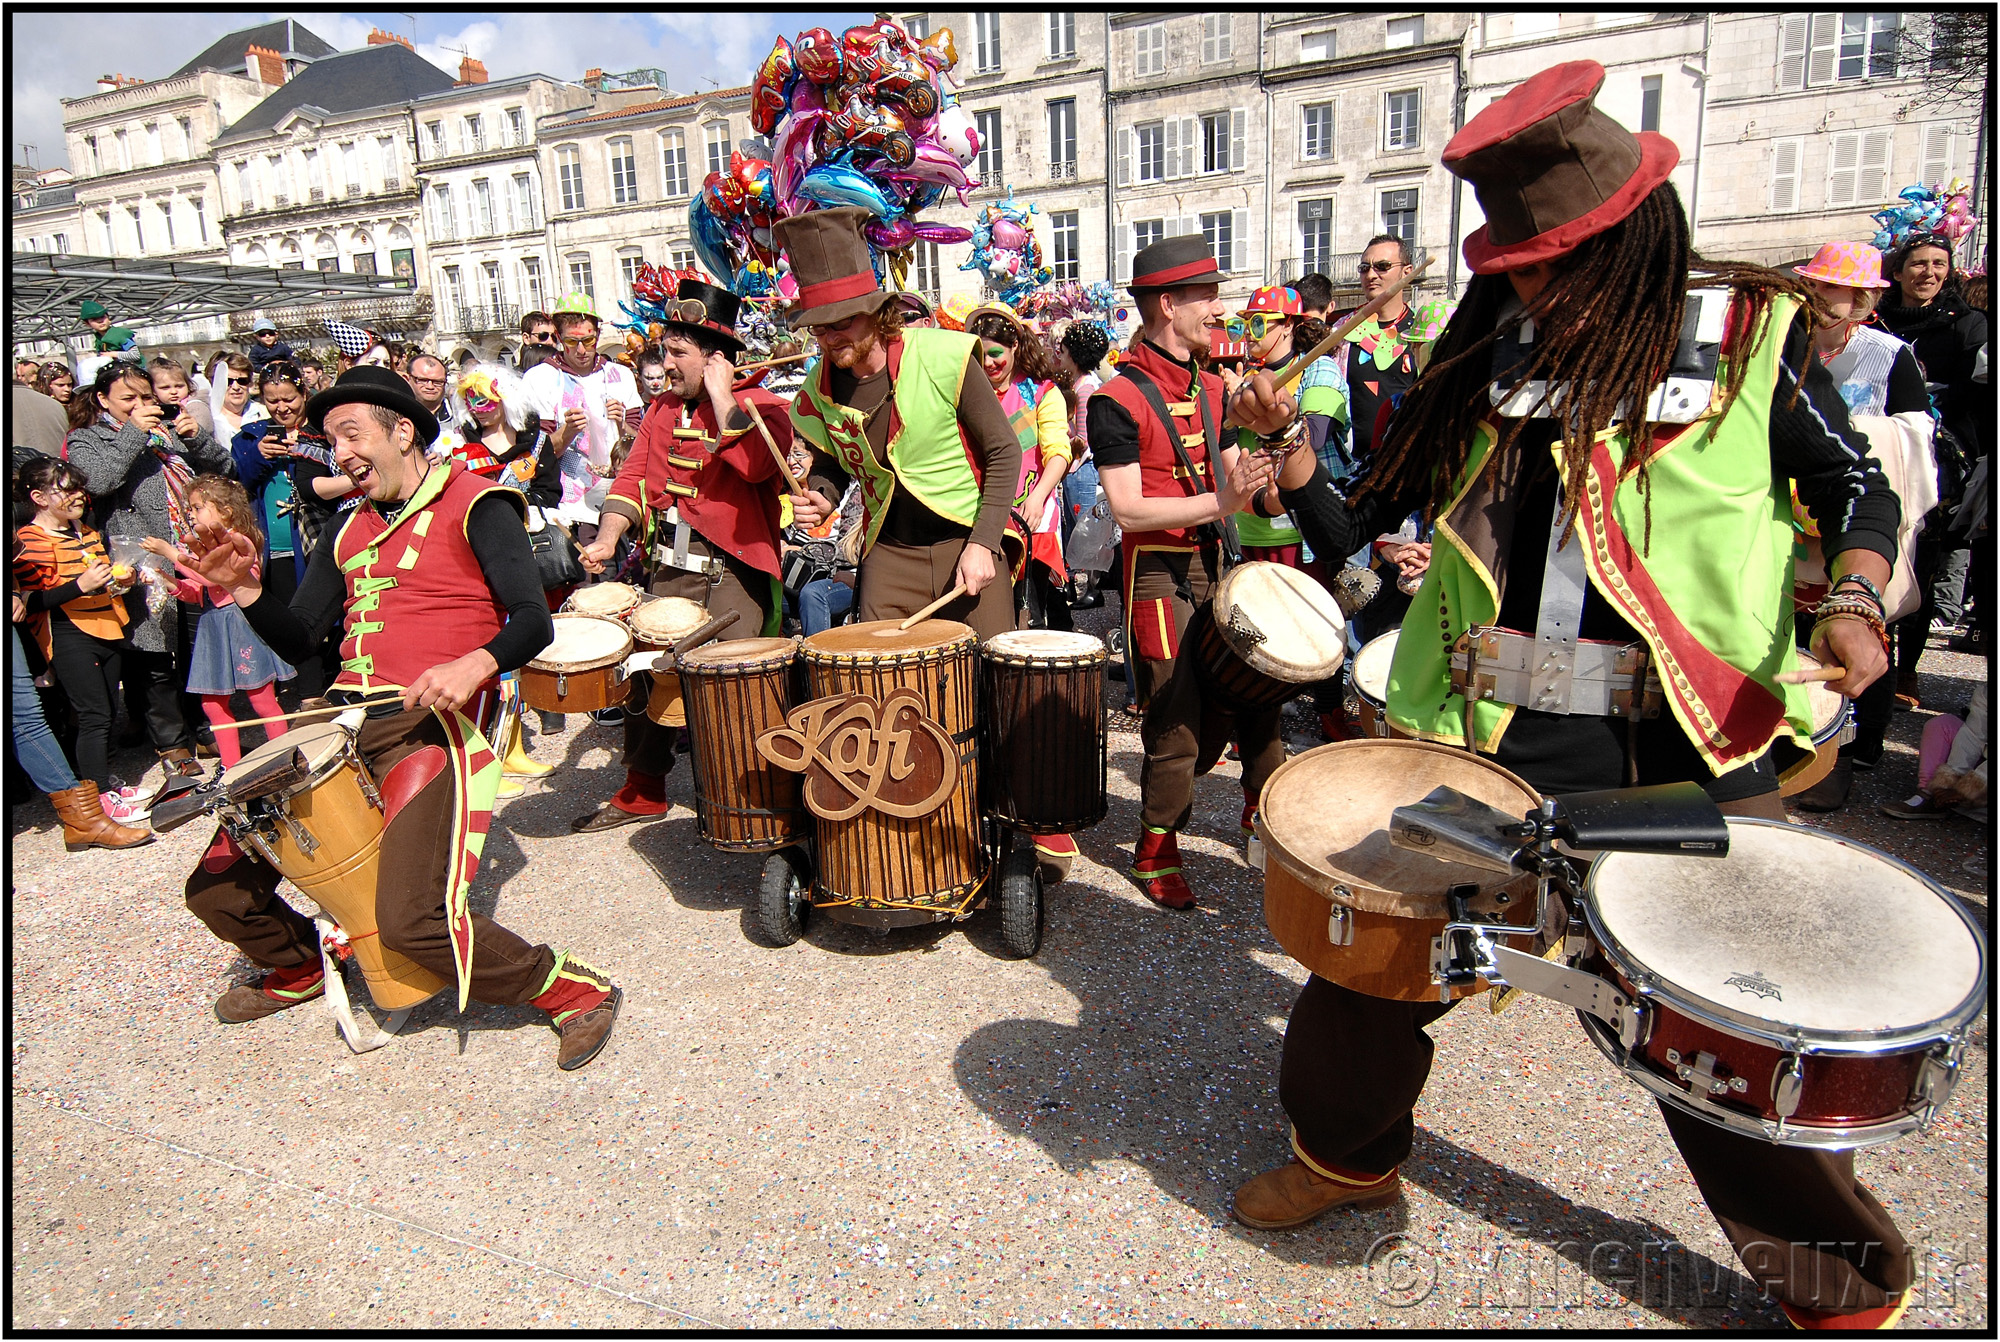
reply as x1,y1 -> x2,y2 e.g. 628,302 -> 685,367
516,310 -> 557,373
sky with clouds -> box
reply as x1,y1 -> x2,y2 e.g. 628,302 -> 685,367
11,10 -> 867,173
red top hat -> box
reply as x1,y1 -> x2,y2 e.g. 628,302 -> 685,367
1444,60 -> 1680,275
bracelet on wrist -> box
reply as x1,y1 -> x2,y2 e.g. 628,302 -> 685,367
1828,571 -> 1884,608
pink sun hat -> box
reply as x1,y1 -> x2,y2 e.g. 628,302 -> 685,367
1793,242 -> 1890,289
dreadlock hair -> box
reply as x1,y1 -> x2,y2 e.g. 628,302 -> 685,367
1355,182 -> 1809,553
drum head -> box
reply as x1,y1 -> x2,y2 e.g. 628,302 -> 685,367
223,719 -> 350,787
680,636 -> 799,671
630,596 -> 709,645
1351,632 -> 1399,704
1212,561 -> 1347,682
1791,650 -> 1849,742
531,613 -> 633,670
1587,819 -> 1985,1046
982,629 -> 1106,661
566,582 -> 641,617
1259,739 -> 1542,917
804,618 -> 974,658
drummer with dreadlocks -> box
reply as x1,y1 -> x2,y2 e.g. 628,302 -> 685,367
1247,63 -> 1905,1327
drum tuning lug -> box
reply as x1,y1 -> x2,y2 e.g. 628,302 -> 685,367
1326,903 -> 1353,947
1771,1056 -> 1805,1120
557,671 -> 569,697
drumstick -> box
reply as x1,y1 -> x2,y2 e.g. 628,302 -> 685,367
206,691 -> 405,732
898,583 -> 968,631
1777,665 -> 1849,685
1274,257 -> 1435,394
733,351 -> 814,373
739,398 -> 807,500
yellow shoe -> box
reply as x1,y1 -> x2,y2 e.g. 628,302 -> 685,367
501,719 -> 554,777
496,776 -> 525,798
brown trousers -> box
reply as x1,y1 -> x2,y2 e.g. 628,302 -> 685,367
624,537 -> 775,777
184,708 -> 559,1006
1125,546 -> 1285,830
857,534 -> 1016,642
1276,790 -> 1911,1313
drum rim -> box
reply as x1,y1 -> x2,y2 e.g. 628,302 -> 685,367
1582,817 -> 1988,1055
981,629 -> 1108,660
529,612 -> 634,672
679,635 -> 801,670
1790,650 -> 1853,745
1211,561 -> 1348,680
563,582 -> 642,614
629,595 -> 711,642
802,617 -> 976,659
223,719 -> 355,795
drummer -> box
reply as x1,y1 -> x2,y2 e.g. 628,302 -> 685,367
1249,63 -> 1906,1327
179,366 -> 623,1071
569,278 -> 792,833
1086,235 -> 1296,910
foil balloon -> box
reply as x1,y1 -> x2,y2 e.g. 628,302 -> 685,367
961,191 -> 1052,307
799,162 -> 899,218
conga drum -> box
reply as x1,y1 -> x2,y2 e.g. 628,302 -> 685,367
629,597 -> 710,727
219,722 -> 446,1010
1256,739 -> 1542,1002
1190,560 -> 1347,709
1774,650 -> 1856,796
678,637 -> 808,851
564,582 -> 642,623
518,613 -> 633,713
980,629 -> 1108,834
1349,631 -> 1402,739
798,619 -> 986,920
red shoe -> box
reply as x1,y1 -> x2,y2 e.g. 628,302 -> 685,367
1318,709 -> 1361,742
1241,800 -> 1259,837
1779,1295 -> 1909,1331
1033,832 -> 1077,885
1130,827 -> 1195,910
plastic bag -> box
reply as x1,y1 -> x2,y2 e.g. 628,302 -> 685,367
1066,493 -> 1119,575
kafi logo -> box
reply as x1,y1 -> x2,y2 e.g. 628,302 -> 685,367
1363,1233 -> 1439,1307
1722,970 -> 1783,1002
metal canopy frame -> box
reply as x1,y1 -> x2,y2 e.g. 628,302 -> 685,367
7,252 -> 414,341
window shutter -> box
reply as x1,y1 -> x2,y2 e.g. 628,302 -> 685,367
1858,129 -> 1892,205
1116,222 -> 1133,283
1179,215 -> 1199,244
1921,122 -> 1954,186
1231,108 -> 1247,173
1806,13 -> 1839,86
1826,132 -> 1859,207
1163,217 -> 1181,238
1233,208 -> 1253,275
1770,139 -> 1801,212
1777,14 -> 1809,90
1116,126 -> 1131,186
1162,119 -> 1179,179
1179,117 -> 1200,179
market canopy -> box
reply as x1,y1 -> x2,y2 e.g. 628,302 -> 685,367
7,252 -> 414,342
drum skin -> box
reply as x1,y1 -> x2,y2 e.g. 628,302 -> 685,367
227,724 -> 444,1010
1257,739 -> 1542,1002
800,619 -> 986,913
980,630 -> 1107,834
679,637 -> 807,852
1349,632 -> 1407,740
1193,561 -> 1347,708
565,582 -> 643,621
519,613 -> 633,713
632,598 -> 711,727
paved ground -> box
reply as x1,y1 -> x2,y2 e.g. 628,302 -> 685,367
9,624 -> 1988,1330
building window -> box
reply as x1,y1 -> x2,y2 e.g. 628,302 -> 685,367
235,161 -> 254,210
974,12 -> 1002,73
55,233 -> 69,254
1381,187 -> 1418,242
1386,15 -> 1424,49
1839,13 -> 1899,80
609,137 -> 639,205
1047,99 -> 1076,177
511,174 -> 536,232
1769,138 -> 1803,212
1301,31 -> 1334,62
463,114 -> 484,153
128,205 -> 144,253
1202,110 -> 1243,173
1049,210 -> 1080,280
472,178 -> 495,234
1134,22 -> 1166,77
1047,12 -> 1074,60
704,122 -> 732,178
619,251 -> 645,298
1200,211 -> 1235,272
377,136 -> 399,186
911,239 -> 941,297
974,109 -> 1003,186
557,146 -> 585,211
1639,76 -> 1662,133
145,122 -> 162,163
115,129 -> 131,171
669,248 -> 697,272
303,147 -> 325,197
432,183 -> 457,239
1384,90 -> 1422,151
159,201 -> 175,248
84,136 -> 98,174
1300,103 -> 1333,160
661,132 -> 689,196
567,256 -> 595,299
176,115 -> 194,155
1826,129 -> 1893,208
506,107 -> 526,145
1201,14 -> 1233,64
191,197 -> 207,242
483,260 -> 505,310
904,14 -> 928,40
267,153 -> 289,202
520,256 -> 546,311
426,120 -> 445,157
351,252 -> 376,275
1299,199 -> 1334,275
1135,121 -> 1165,182
441,265 -> 463,325
341,141 -> 359,193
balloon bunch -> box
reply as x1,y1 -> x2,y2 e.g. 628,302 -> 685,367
1870,179 -> 1978,253
751,18 -> 979,285
613,261 -> 710,347
1021,279 -> 1117,323
962,191 -> 1052,307
687,152 -> 787,297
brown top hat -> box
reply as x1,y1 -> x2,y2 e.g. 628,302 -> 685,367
1128,234 -> 1224,293
1444,60 -> 1679,275
772,207 -> 892,328
659,278 -> 745,355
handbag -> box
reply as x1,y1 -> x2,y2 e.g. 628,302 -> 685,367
524,506 -> 585,590
781,547 -> 830,602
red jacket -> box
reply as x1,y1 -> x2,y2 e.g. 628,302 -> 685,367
1093,341 -> 1227,551
601,385 -> 790,579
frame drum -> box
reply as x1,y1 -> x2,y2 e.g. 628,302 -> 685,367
679,637 -> 807,851
980,629 -> 1108,834
519,613 -> 633,713
1774,650 -> 1856,796
564,582 -> 642,622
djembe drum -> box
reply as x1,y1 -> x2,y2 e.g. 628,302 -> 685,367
678,637 -> 808,851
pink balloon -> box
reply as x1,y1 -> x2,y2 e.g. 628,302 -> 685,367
990,219 -> 1028,249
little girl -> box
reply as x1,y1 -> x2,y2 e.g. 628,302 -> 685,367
143,475 -> 293,769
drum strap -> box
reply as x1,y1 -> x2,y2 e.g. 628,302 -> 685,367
1119,366 -> 1242,566
1528,509 -> 1591,715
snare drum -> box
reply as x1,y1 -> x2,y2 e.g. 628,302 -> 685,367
1576,819 -> 1985,1148
220,722 -> 445,1010
679,637 -> 807,851
1349,632 -> 1402,739
519,613 -> 633,713
630,597 -> 710,727
564,582 -> 642,622
1774,650 -> 1856,796
800,619 -> 986,921
1257,739 -> 1542,1002
981,629 -> 1108,834
1191,561 -> 1347,709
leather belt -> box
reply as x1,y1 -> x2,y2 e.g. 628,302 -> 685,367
1451,625 -> 1663,719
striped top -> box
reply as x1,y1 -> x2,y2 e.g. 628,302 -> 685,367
12,521 -> 129,658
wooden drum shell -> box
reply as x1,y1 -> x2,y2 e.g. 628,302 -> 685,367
678,638 -> 808,852
980,636 -> 1108,835
518,614 -> 633,714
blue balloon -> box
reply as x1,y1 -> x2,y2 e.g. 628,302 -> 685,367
688,197 -> 737,291
797,162 -> 898,219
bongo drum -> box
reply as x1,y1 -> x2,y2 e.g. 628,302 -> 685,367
518,613 -> 633,713
1575,819 -> 1984,1148
1349,631 -> 1402,739
564,582 -> 642,622
799,619 -> 986,920
1256,739 -> 1542,1001
1191,560 -> 1347,709
679,637 -> 807,851
630,597 -> 710,727
1773,650 -> 1856,796
219,722 -> 445,1010
981,629 -> 1108,834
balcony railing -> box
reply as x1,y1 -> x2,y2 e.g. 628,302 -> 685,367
1048,160 -> 1078,180
226,289 -> 434,340
440,302 -> 521,335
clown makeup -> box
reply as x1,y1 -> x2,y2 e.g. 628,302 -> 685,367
979,340 -> 1015,388
465,391 -> 502,420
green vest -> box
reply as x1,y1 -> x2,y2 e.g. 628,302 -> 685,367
789,328 -> 985,555
1384,293 -> 1816,776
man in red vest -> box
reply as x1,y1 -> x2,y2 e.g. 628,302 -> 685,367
1088,235 -> 1298,910
182,367 -> 624,1071
569,278 -> 794,832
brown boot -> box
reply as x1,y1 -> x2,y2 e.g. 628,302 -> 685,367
159,746 -> 205,780
51,782 -> 154,852
214,962 -> 326,1023
1232,1160 -> 1403,1230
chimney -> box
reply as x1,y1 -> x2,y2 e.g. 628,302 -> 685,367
366,27 -> 414,51
456,56 -> 489,86
96,75 -> 119,92
244,45 -> 287,86
583,67 -> 605,92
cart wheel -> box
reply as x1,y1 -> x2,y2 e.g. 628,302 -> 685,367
757,846 -> 812,947
997,844 -> 1044,959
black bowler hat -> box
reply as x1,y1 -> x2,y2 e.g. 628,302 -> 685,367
1128,235 -> 1224,293
304,365 -> 440,445
659,278 -> 745,356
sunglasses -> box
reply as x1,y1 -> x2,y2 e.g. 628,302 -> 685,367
226,376 -> 252,387
1357,259 -> 1402,276
558,335 -> 595,349
529,330 -> 557,342
665,298 -> 711,325
1225,313 -> 1287,340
